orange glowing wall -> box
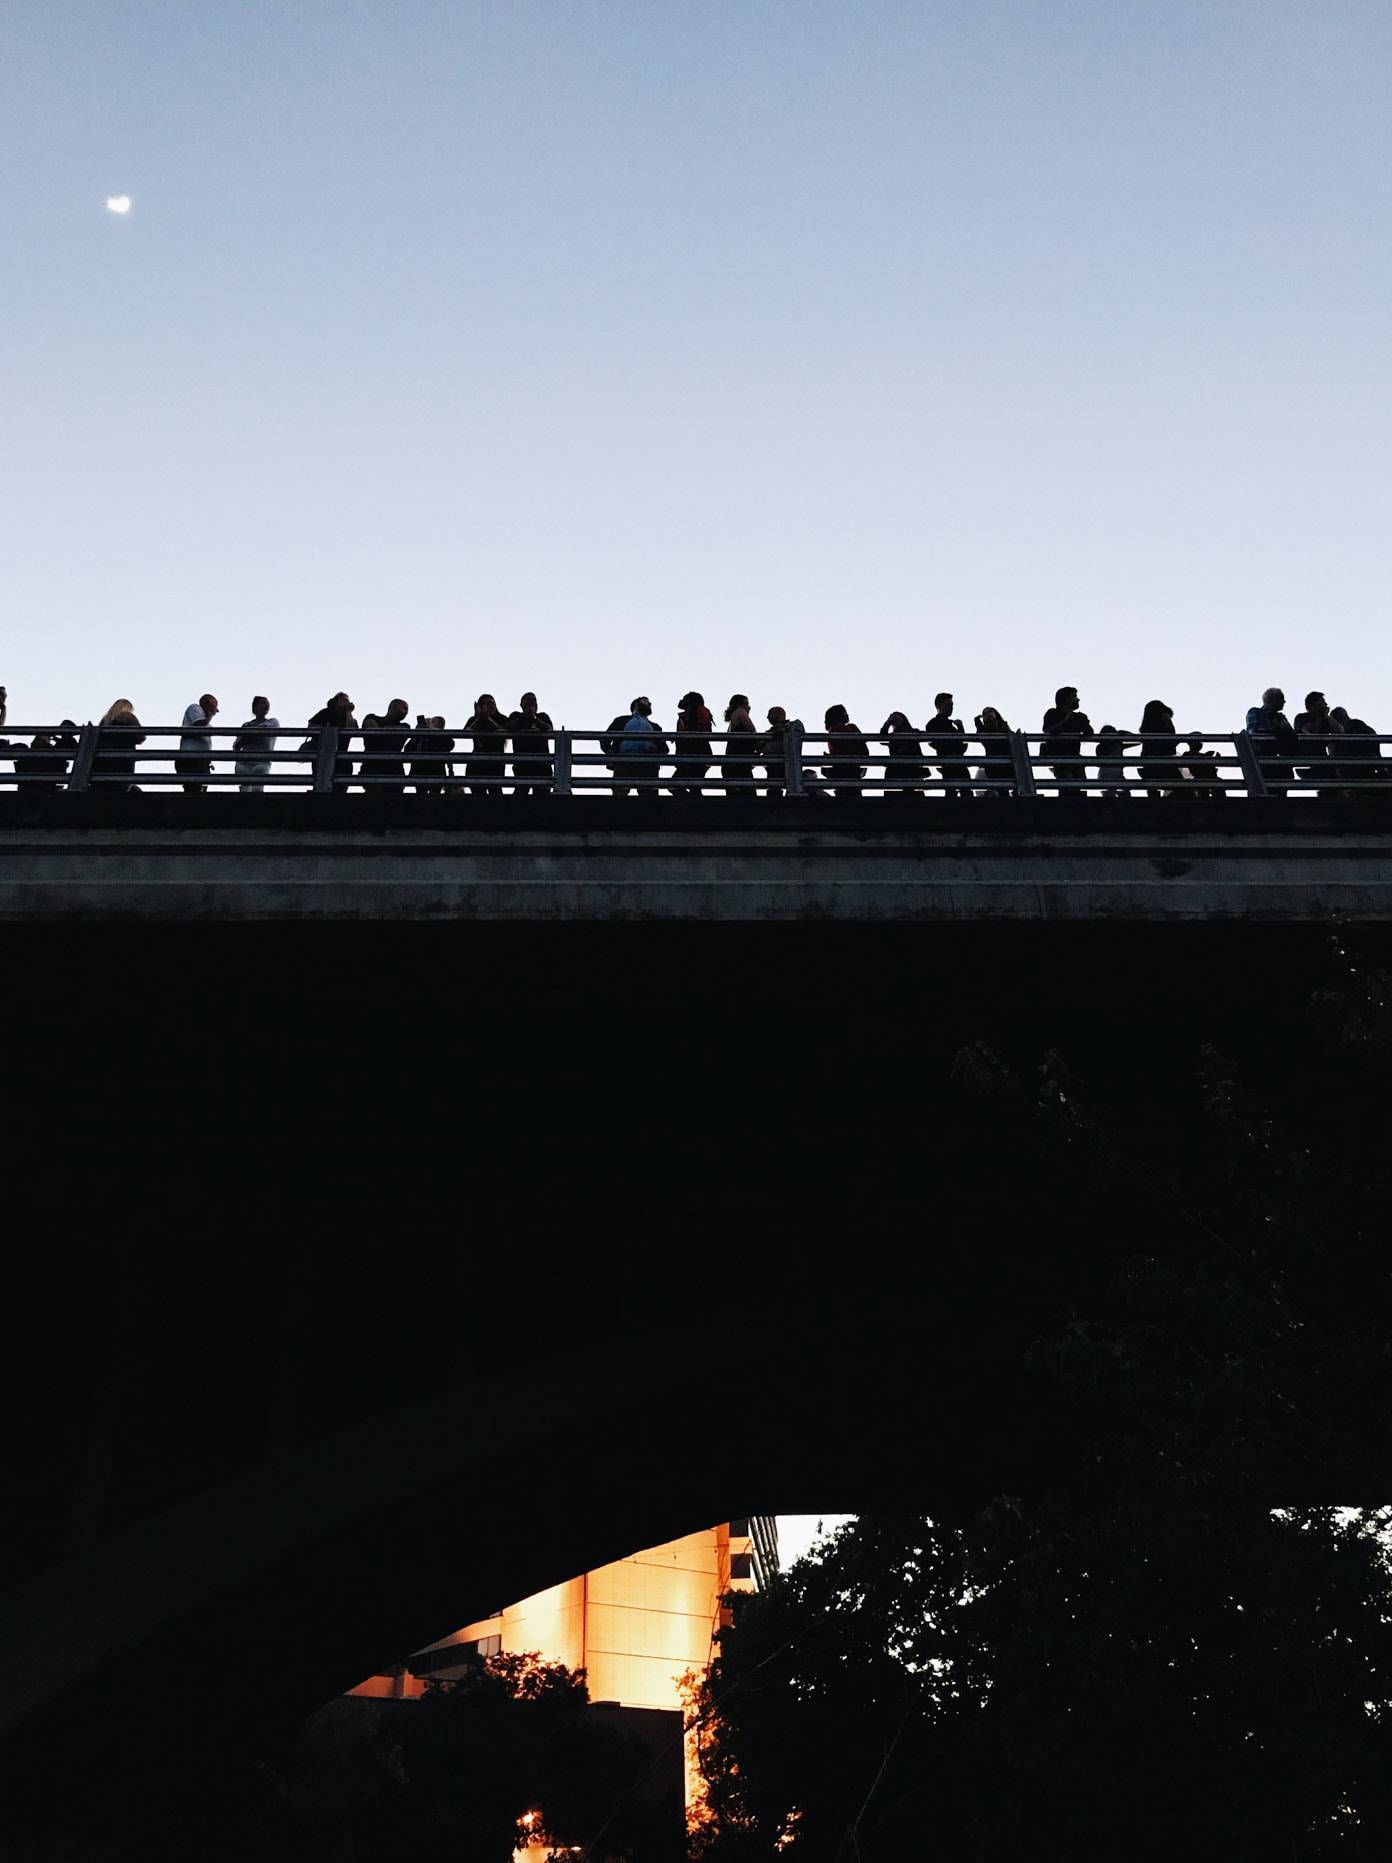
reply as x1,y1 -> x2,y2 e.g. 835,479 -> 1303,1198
353,1521 -> 756,1712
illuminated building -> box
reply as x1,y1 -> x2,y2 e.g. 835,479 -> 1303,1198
354,1517 -> 777,1704
350,1516 -> 778,1830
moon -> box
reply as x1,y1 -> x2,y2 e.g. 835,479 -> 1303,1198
106,195 -> 132,214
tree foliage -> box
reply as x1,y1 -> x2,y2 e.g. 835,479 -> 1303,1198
693,934 -> 1392,1859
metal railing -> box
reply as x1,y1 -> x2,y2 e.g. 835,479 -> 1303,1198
0,725 -> 1388,798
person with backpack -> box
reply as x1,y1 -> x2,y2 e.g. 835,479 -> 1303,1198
672,691 -> 713,799
611,696 -> 666,798
1244,686 -> 1297,795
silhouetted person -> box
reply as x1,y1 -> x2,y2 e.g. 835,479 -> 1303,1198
233,697 -> 280,793
602,708 -> 634,792
1245,686 -> 1297,793
722,694 -> 758,800
880,712 -> 925,799
760,706 -> 803,798
1329,706 -> 1383,791
672,691 -> 713,799
464,694 -> 507,797
360,698 -> 411,791
1137,699 -> 1177,798
614,696 -> 665,797
406,716 -> 455,795
356,715 -> 381,786
96,700 -> 144,792
1293,690 -> 1340,793
1178,735 -> 1223,799
973,708 -> 1013,797
822,704 -> 868,801
1041,686 -> 1092,796
1094,724 -> 1132,800
927,692 -> 970,799
178,693 -> 219,793
306,693 -> 357,788
508,692 -> 554,797
23,731 -> 65,793
24,720 -> 80,794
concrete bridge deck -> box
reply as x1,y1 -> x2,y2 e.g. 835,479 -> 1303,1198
1,794 -> 1391,920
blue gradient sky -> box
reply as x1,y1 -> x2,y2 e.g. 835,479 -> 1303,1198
3,1 -> 1388,736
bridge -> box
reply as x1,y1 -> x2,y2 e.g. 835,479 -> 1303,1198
2,731 -> 1388,1849
3,725 -> 1388,921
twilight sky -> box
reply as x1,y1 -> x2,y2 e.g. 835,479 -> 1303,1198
2,0 -> 1389,739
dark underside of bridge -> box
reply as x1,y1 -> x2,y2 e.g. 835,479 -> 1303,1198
1,801 -> 1389,1849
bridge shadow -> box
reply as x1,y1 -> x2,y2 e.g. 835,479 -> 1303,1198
1,919 -> 1384,1845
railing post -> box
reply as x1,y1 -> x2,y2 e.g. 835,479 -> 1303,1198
313,727 -> 339,794
1233,731 -> 1267,798
1009,731 -> 1036,798
785,726 -> 804,797
553,731 -> 572,797
66,724 -> 100,793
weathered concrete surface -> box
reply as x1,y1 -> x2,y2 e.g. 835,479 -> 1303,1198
1,794 -> 1391,919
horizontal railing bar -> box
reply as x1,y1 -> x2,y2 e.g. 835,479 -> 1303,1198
7,723 -> 1391,746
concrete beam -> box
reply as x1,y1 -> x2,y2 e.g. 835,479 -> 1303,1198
1,797 -> 1391,921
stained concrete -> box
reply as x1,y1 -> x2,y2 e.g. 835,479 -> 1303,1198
1,794 -> 1390,919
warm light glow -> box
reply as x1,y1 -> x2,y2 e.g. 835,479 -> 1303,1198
106,195 -> 131,214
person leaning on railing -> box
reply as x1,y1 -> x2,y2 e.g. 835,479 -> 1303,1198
1244,687 -> 1297,793
1329,707 -> 1384,792
822,704 -> 869,801
405,716 -> 455,796
96,700 -> 145,792
927,693 -> 971,799
177,693 -> 219,794
722,694 -> 758,801
23,721 -> 79,794
508,692 -> 554,798
973,708 -> 1013,798
1177,736 -> 1223,799
358,698 -> 411,792
881,712 -> 925,799
1137,700 -> 1178,799
463,695 -> 508,797
759,705 -> 803,799
613,696 -> 667,798
673,691 -> 713,799
305,693 -> 357,789
1041,686 -> 1093,795
232,697 -> 280,794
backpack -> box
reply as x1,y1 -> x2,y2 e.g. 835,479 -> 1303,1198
600,715 -> 629,760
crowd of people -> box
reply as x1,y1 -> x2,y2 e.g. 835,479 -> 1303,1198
0,682 -> 1384,797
